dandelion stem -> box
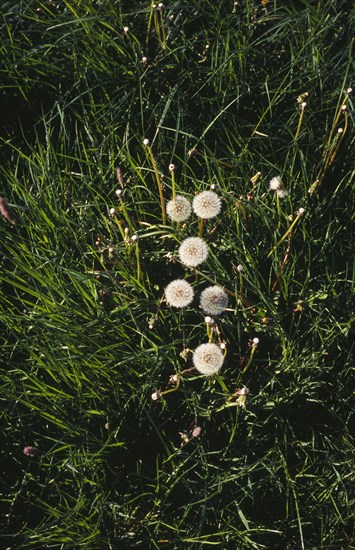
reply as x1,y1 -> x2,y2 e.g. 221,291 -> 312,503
135,243 -> 141,283
294,102 -> 306,142
326,111 -> 348,168
198,217 -> 205,237
171,170 -> 176,201
158,8 -> 167,51
161,376 -> 181,396
276,193 -> 281,232
241,344 -> 257,375
146,145 -> 166,224
191,267 -> 236,298
267,210 -> 304,258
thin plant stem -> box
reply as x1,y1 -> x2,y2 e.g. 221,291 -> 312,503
241,344 -> 257,375
146,145 -> 166,225
267,209 -> 305,258
294,102 -> 306,142
171,170 -> 176,201
198,217 -> 205,237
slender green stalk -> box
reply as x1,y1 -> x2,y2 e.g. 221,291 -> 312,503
145,143 -> 166,224
294,101 -> 307,142
267,208 -> 305,258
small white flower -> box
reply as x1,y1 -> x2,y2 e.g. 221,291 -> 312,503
192,190 -> 222,219
143,138 -> 150,146
178,237 -> 208,267
200,286 -> 228,316
193,343 -> 224,375
166,195 -> 192,222
165,279 -> 194,308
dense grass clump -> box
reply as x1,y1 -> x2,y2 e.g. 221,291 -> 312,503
0,1 -> 354,548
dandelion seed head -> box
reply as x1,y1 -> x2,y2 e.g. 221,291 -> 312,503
200,286 -> 228,316
193,343 -> 224,375
269,176 -> 283,191
276,188 -> 288,199
165,279 -> 194,308
270,176 -> 287,198
192,190 -> 222,219
166,195 -> 192,222
178,237 -> 208,267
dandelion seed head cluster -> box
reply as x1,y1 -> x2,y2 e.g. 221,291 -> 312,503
165,279 -> 194,308
269,176 -> 287,198
200,285 -> 228,315
178,237 -> 208,267
193,343 -> 224,375
193,190 -> 222,219
166,195 -> 192,222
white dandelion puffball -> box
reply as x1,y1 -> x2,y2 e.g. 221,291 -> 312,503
165,279 -> 194,308
166,195 -> 192,222
269,176 -> 283,191
193,343 -> 224,375
192,190 -> 222,219
200,285 -> 228,316
178,237 -> 209,267
276,188 -> 287,199
269,177 -> 288,199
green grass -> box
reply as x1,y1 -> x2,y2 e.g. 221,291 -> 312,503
1,0 -> 354,548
